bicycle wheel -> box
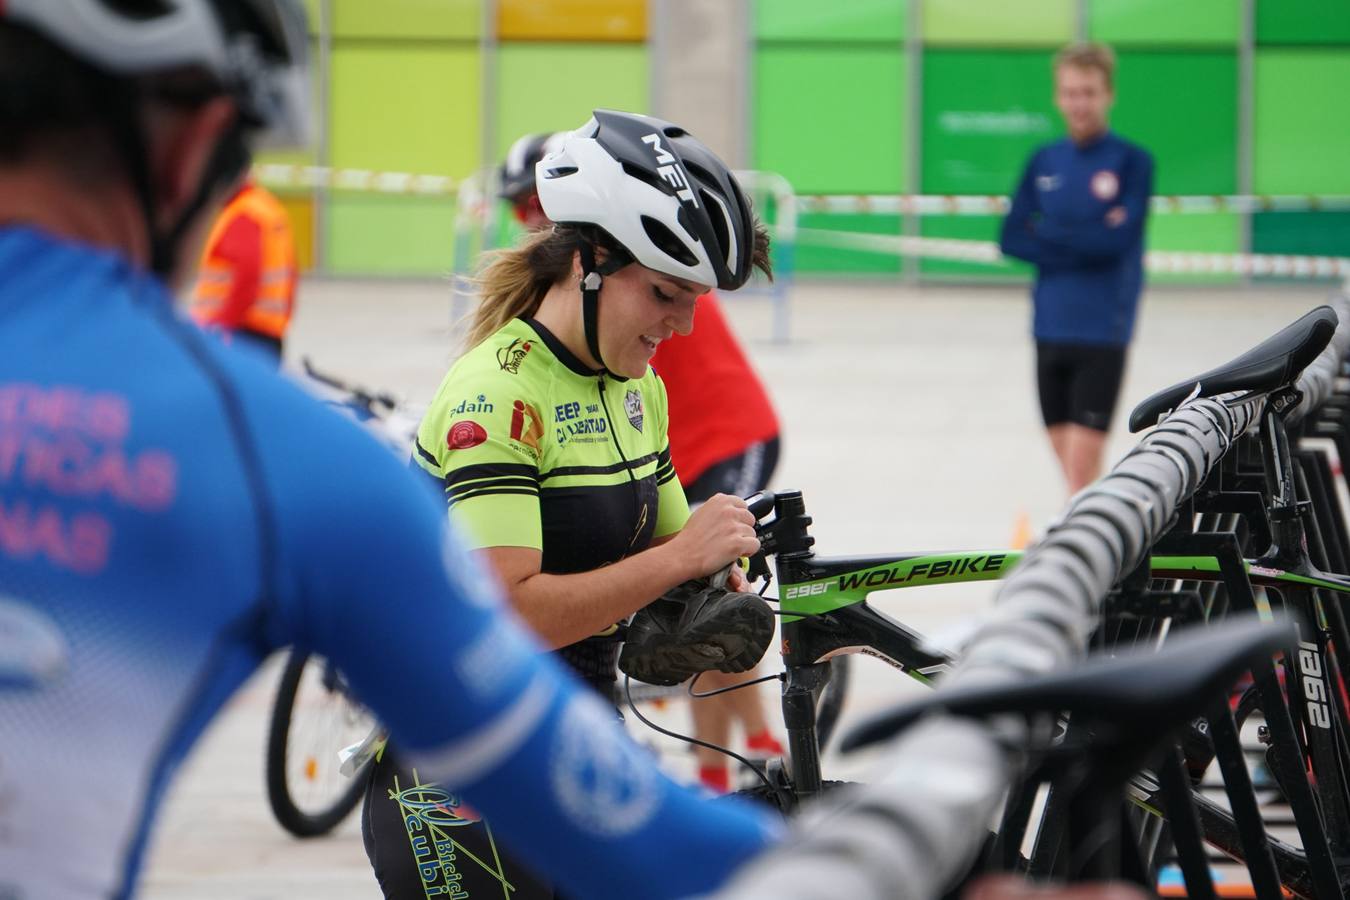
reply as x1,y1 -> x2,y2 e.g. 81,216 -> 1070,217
265,649 -> 375,837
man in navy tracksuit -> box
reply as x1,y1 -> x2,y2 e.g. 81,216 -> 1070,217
1000,43 -> 1154,494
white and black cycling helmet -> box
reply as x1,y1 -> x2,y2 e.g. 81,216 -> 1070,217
1,0 -> 309,273
499,131 -> 566,203
3,0 -> 309,147
537,110 -> 757,292
535,110 -> 760,373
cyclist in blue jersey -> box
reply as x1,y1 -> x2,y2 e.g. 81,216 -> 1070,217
999,43 -> 1154,495
0,3 -> 779,899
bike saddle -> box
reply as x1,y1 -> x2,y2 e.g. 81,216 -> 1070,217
840,614 -> 1296,753
1127,305 -> 1338,433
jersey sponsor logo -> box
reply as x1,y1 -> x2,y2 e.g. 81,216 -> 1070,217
550,695 -> 660,837
640,133 -> 698,206
554,400 -> 609,446
387,773 -> 494,899
624,388 -> 644,433
509,400 -> 545,454
445,394 -> 494,417
0,597 -> 68,690
1090,169 -> 1119,201
496,338 -> 533,374
1036,174 -> 1062,192
446,421 -> 487,451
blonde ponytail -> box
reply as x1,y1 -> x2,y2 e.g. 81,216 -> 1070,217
464,227 -> 576,349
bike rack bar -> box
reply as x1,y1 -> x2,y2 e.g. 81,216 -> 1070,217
712,292 -> 1350,900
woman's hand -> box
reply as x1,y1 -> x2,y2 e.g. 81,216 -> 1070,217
670,493 -> 760,580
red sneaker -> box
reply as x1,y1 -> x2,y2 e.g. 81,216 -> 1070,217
745,729 -> 784,756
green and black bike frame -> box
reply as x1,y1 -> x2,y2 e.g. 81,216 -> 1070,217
748,490 -> 1021,802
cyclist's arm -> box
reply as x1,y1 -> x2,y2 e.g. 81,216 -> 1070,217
254,380 -> 781,900
481,539 -> 705,649
1033,149 -> 1154,262
998,152 -> 1089,269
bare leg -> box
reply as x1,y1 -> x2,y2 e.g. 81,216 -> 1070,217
1046,423 -> 1071,484
691,672 -> 736,772
1062,424 -> 1108,494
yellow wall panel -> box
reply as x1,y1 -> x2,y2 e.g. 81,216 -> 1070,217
499,0 -> 646,41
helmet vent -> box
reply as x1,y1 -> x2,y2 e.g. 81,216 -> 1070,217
641,216 -> 698,267
99,0 -> 175,20
541,165 -> 578,179
621,161 -> 671,196
700,190 -> 730,264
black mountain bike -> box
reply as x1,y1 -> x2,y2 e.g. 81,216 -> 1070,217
714,303 -> 1350,898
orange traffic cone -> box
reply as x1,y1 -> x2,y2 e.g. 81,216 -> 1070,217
1010,510 -> 1033,550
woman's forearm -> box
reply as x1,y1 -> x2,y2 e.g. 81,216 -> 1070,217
510,541 -> 699,648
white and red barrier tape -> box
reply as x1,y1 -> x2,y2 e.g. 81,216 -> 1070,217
255,164 -> 1349,280
795,227 -> 1350,279
253,164 -> 1350,216
798,193 -> 1350,216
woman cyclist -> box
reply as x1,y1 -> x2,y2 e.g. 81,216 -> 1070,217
362,109 -> 777,899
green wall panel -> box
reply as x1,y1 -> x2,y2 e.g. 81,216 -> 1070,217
1254,51 -> 1350,194
795,213 -> 903,274
1257,0 -> 1350,45
1112,51 -> 1237,194
923,0 -> 1073,45
755,0 -> 906,42
330,45 -> 480,175
333,0 -> 480,39
1089,0 -> 1239,45
495,44 -> 648,159
1253,212 -> 1350,258
1143,212 -> 1240,283
921,215 -> 1028,277
755,47 -> 907,194
922,50 -> 1058,194
326,196 -> 458,275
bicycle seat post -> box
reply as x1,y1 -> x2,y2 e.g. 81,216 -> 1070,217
1255,389 -> 1316,574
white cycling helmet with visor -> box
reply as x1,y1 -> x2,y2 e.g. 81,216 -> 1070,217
535,110 -> 761,372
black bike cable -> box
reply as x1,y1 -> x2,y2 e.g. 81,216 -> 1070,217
623,675 -> 779,793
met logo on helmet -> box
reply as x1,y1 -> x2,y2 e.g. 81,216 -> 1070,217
640,133 -> 698,207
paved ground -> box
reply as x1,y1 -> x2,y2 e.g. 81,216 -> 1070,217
140,276 -> 1336,898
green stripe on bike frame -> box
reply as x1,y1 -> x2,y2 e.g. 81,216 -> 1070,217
1150,555 -> 1350,593
779,550 -> 1024,622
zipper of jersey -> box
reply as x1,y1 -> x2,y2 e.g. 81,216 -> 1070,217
597,375 -> 644,544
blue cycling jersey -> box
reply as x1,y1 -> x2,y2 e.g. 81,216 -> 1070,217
999,131 -> 1155,347
0,227 -> 778,900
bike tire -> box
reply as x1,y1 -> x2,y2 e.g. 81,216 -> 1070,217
264,649 -> 371,838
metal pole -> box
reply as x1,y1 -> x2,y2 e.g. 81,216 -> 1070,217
313,0 -> 333,274
1238,0 -> 1256,280
904,0 -> 922,286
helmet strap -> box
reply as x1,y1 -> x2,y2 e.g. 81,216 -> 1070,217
100,79 -> 251,278
576,236 -> 630,374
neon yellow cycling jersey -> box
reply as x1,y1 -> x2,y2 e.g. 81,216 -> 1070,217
414,316 -> 688,578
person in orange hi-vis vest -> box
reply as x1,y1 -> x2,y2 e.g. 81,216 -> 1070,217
190,179 -> 297,364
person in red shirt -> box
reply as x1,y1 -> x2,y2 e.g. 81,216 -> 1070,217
190,179 -> 297,363
651,299 -> 784,793
500,130 -> 785,792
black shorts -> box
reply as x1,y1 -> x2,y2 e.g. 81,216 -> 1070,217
1035,341 -> 1127,432
362,746 -> 556,899
684,437 -> 781,505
